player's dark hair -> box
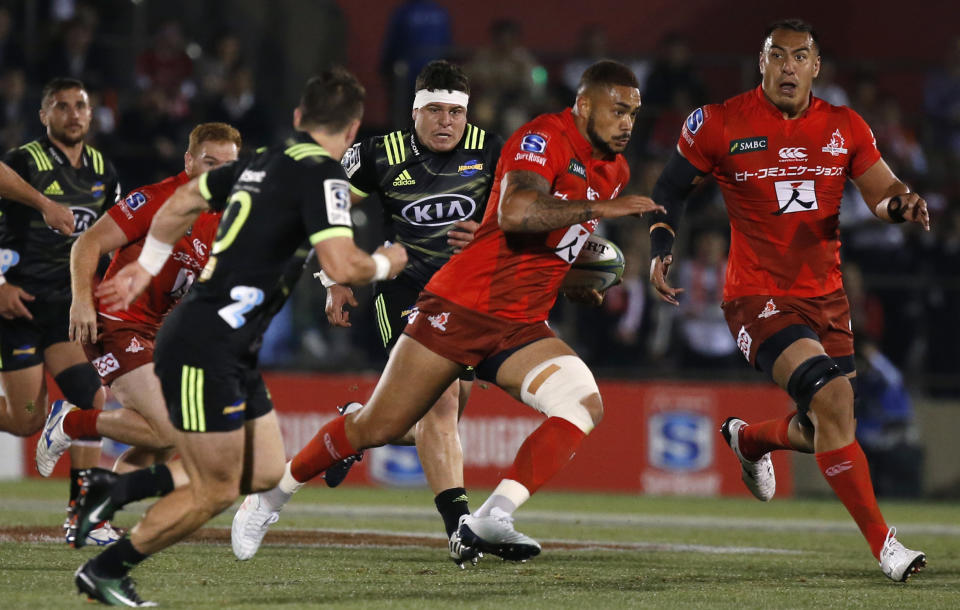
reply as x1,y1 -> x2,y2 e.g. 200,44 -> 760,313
298,67 -> 365,133
41,77 -> 86,106
763,19 -> 821,55
577,60 -> 640,96
415,60 -> 469,94
189,122 -> 242,153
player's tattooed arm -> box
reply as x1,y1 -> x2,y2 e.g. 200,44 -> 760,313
498,170 -> 597,232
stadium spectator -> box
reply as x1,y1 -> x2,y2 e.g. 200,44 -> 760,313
0,68 -> 36,151
135,19 -> 195,119
380,0 -> 452,127
203,66 -> 270,148
467,19 -> 543,134
811,60 -> 850,107
43,17 -> 111,91
922,35 -> 960,162
647,19 -> 927,581
0,6 -> 25,71
196,31 -> 243,102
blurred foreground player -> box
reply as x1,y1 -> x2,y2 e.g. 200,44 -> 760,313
647,19 -> 927,582
36,123 -> 240,540
233,59 -> 502,568
70,69 -> 407,606
233,60 -> 663,563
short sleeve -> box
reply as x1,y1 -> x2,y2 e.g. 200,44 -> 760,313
108,185 -> 163,241
846,108 -> 882,179
341,139 -> 377,197
499,123 -> 567,185
298,161 -> 354,246
2,150 -> 30,179
198,160 -> 243,211
676,105 -> 724,174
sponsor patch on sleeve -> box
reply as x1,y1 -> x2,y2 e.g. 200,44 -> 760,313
123,191 -> 148,212
684,107 -> 705,135
323,179 -> 352,226
341,143 -> 362,178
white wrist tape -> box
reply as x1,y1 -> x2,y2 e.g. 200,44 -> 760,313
371,253 -> 392,281
412,89 -> 469,110
313,270 -> 337,288
138,234 -> 174,276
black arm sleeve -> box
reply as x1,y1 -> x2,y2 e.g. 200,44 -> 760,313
200,156 -> 248,211
648,149 -> 705,259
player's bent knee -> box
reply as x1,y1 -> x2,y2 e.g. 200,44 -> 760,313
54,363 -> 102,410
520,355 -> 600,434
786,355 -> 846,429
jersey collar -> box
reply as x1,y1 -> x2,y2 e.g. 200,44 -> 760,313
561,108 -> 597,161
40,134 -> 93,169
754,85 -> 817,120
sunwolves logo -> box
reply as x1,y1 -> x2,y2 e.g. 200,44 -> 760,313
125,337 -> 145,353
821,129 -> 848,157
757,299 -> 779,319
428,312 -> 450,331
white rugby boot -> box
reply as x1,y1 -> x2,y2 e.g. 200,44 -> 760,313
720,417 -> 776,501
879,527 -> 926,582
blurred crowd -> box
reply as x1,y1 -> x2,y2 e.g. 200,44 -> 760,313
1,0 -> 956,399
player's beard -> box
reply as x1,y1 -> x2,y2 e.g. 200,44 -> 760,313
586,116 -> 619,157
49,124 -> 87,147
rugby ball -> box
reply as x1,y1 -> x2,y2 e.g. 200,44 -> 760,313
561,234 -> 625,292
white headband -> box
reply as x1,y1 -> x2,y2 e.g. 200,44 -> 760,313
412,89 -> 469,111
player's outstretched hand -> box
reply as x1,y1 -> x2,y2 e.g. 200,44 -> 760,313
898,193 -> 931,231
603,195 -> 666,220
375,242 -> 408,279
41,200 -> 76,235
0,282 -> 35,320
447,219 -> 480,253
325,284 -> 358,327
69,297 -> 98,344
649,254 -> 684,306
95,262 -> 152,312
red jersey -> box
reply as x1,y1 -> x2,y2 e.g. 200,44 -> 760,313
100,172 -> 220,326
678,86 -> 881,300
427,108 -> 630,322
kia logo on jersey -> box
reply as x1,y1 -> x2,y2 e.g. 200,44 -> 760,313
401,193 -> 476,226
69,207 -> 98,236
778,147 -> 807,160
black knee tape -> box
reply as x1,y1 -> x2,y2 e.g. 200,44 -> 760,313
54,363 -> 103,410
786,355 -> 844,428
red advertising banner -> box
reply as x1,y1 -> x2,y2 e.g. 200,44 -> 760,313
24,373 -> 794,497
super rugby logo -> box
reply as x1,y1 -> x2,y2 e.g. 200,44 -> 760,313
685,108 -> 704,134
401,194 -> 476,226
520,133 -> 547,153
123,191 -> 148,212
0,248 -> 20,273
69,207 -> 97,236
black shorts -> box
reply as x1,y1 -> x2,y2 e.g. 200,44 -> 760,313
0,299 -> 70,371
375,276 -> 475,381
154,315 -> 273,433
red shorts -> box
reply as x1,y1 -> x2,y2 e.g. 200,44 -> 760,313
83,317 -> 157,385
721,288 -> 853,368
403,292 -> 555,368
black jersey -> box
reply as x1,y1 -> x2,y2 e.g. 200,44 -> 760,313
0,136 -> 120,300
342,123 -> 502,287
171,132 -> 352,356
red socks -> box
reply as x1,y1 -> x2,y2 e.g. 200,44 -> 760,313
504,417 -> 586,495
816,441 -> 888,559
290,416 -> 357,484
62,408 -> 101,439
738,412 -> 796,461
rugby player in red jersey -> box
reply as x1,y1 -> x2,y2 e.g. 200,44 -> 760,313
35,124 -> 240,541
238,60 -> 663,562
647,19 -> 928,582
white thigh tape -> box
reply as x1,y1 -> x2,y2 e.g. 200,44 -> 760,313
519,355 -> 599,433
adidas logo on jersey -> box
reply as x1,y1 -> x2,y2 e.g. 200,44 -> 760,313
392,170 -> 416,187
44,180 -> 64,196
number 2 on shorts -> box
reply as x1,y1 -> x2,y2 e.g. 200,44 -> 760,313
218,285 -> 264,329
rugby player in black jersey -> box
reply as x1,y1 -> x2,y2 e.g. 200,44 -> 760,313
232,60 -> 503,568
0,77 -> 122,546
70,68 -> 406,606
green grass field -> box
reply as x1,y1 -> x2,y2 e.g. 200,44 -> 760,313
1,479 -> 957,608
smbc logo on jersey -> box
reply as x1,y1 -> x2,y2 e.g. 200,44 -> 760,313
401,194 -> 476,226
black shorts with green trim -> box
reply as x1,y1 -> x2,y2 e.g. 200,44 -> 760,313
374,275 -> 475,381
0,299 -> 71,371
